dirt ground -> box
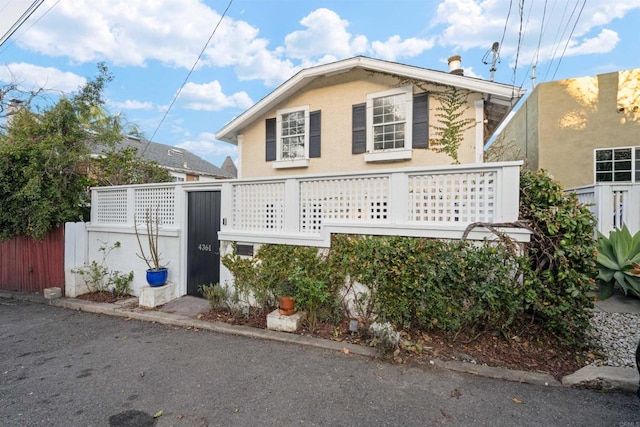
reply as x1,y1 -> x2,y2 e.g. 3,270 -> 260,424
78,292 -> 596,380
199,307 -> 596,380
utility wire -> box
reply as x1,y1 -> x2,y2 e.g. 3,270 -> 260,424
542,0 -> 572,81
498,0 -> 514,55
0,0 -> 60,54
140,0 -> 234,156
551,0 -> 586,80
517,0 -> 541,90
511,0 -> 525,97
0,0 -> 45,49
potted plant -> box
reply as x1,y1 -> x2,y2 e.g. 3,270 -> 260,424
134,208 -> 168,287
276,279 -> 296,315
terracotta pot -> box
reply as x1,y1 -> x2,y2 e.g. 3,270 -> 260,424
278,296 -> 296,315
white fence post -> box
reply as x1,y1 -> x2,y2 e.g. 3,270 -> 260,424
390,172 -> 408,224
284,178 -> 300,233
64,222 -> 88,297
498,164 -> 520,222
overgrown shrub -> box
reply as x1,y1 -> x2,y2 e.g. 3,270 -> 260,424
334,235 -> 523,334
222,243 -> 344,318
519,169 -> 597,344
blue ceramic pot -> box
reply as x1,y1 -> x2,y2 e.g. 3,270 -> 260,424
146,268 -> 168,287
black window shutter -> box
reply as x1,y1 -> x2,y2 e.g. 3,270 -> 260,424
265,118 -> 276,161
309,110 -> 321,158
412,92 -> 429,148
352,103 -> 366,154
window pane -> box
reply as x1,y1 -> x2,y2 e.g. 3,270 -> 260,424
280,110 -> 305,159
596,172 -> 612,182
373,94 -> 405,125
596,162 -> 612,171
614,148 -> 632,160
615,160 -> 632,171
596,150 -> 612,161
372,93 -> 406,151
614,171 -> 632,182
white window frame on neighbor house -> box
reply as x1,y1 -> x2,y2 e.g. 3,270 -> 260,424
595,146 -> 640,183
365,85 -> 413,163
274,105 -> 310,169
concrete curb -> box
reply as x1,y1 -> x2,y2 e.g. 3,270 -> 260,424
2,291 -> 638,394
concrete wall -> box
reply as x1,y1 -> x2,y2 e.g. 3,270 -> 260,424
239,68 -> 482,178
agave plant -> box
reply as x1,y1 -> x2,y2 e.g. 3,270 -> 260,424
596,225 -> 640,299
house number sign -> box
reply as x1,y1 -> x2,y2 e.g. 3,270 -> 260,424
198,243 -> 212,251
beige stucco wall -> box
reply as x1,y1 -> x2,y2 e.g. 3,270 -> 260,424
239,69 -> 482,178
498,69 -> 640,188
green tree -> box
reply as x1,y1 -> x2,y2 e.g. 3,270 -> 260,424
0,64 -> 170,241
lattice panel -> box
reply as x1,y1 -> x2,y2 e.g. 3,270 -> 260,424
299,176 -> 390,233
134,187 -> 176,226
94,189 -> 128,224
408,172 -> 496,223
233,182 -> 285,231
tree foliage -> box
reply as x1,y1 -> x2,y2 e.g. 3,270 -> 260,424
0,63 -> 170,241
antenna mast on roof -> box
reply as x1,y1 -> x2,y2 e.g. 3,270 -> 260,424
482,42 -> 501,81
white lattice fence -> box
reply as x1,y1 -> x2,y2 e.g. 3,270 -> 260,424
408,171 -> 496,223
299,176 -> 390,233
232,181 -> 286,231
134,187 -> 176,226
93,188 -> 128,224
91,185 -> 179,227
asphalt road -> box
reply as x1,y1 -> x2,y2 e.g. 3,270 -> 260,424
1,298 -> 638,427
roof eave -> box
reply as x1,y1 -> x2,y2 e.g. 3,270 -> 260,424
215,56 -> 525,143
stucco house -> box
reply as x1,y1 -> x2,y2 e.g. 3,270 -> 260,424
216,56 -> 525,178
66,56 -> 531,305
493,68 -> 640,189
492,68 -> 640,234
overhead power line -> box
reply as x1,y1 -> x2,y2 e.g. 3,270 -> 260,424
0,0 -> 45,49
141,0 -> 235,156
551,0 -> 587,80
0,0 -> 61,54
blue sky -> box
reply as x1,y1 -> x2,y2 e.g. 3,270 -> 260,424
1,0 -> 639,169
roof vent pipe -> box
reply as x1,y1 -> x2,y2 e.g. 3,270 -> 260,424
447,55 -> 463,76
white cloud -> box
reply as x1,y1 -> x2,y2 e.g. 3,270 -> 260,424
178,81 -> 253,111
563,29 -> 620,56
176,132 -> 237,159
371,36 -> 435,61
0,63 -> 85,93
17,0 -> 219,68
108,99 -> 154,110
284,8 -> 367,60
433,0 -> 639,65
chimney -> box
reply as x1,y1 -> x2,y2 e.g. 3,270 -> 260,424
447,55 -> 463,76
6,99 -> 23,127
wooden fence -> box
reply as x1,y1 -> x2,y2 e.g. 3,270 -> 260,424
0,226 -> 65,294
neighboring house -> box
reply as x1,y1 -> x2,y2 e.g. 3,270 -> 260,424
216,56 -> 525,178
96,136 -> 235,182
493,68 -> 640,189
493,68 -> 640,235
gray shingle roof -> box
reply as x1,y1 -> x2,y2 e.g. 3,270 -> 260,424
220,156 -> 237,178
96,136 -> 233,178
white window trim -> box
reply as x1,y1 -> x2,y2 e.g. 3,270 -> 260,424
273,105 -> 310,169
594,146 -> 639,183
365,85 -> 413,163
